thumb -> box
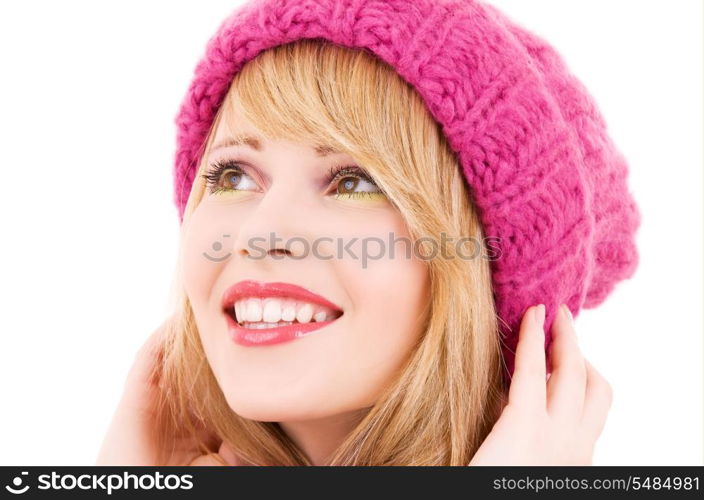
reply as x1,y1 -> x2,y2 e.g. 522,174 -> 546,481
122,316 -> 172,408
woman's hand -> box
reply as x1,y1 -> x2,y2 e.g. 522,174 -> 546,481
469,304 -> 613,465
95,317 -> 237,466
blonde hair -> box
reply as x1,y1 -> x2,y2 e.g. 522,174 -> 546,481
155,39 -> 507,465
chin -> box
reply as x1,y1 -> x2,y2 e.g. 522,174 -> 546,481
223,392 -> 334,423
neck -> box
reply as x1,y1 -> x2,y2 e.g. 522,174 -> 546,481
278,408 -> 370,465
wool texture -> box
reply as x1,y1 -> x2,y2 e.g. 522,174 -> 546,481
172,0 -> 641,382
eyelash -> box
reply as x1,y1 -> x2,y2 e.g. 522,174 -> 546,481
201,159 -> 242,195
201,159 -> 383,199
325,164 -> 382,199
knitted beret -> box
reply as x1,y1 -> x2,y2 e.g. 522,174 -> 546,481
172,0 -> 641,381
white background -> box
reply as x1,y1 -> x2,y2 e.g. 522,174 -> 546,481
0,0 -> 701,465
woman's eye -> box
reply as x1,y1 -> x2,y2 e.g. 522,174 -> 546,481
220,169 -> 257,191
202,162 -> 258,195
331,169 -> 386,200
336,175 -> 379,194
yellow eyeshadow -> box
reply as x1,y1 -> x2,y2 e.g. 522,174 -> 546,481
210,188 -> 250,196
336,192 -> 387,200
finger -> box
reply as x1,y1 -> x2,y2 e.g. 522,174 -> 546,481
580,359 -> 613,442
126,326 -> 164,388
507,304 -> 547,412
122,317 -> 173,407
546,304 -> 586,422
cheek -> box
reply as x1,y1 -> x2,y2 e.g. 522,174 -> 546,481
182,214 -> 216,302
181,204 -> 238,335
328,213 -> 430,404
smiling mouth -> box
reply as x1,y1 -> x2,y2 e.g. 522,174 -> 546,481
224,301 -> 344,330
220,280 -> 345,341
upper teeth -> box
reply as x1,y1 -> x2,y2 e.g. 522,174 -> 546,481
233,298 -> 338,324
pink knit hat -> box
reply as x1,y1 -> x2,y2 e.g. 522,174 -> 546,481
172,0 -> 641,382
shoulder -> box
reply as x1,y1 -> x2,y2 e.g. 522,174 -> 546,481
188,441 -> 245,466
188,453 -> 229,466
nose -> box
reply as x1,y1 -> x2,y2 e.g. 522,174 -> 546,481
231,182 -> 312,263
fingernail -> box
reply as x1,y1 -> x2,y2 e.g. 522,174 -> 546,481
562,304 -> 573,323
534,304 -> 545,330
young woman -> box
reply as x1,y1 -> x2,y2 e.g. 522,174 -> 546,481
97,0 -> 640,466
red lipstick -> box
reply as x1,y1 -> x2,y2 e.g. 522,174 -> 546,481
221,280 -> 344,346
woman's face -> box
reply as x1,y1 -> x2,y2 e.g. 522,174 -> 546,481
181,104 -> 430,422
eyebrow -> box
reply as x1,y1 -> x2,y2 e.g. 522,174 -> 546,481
210,134 -> 341,157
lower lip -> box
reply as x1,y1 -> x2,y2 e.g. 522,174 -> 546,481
224,311 -> 338,346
